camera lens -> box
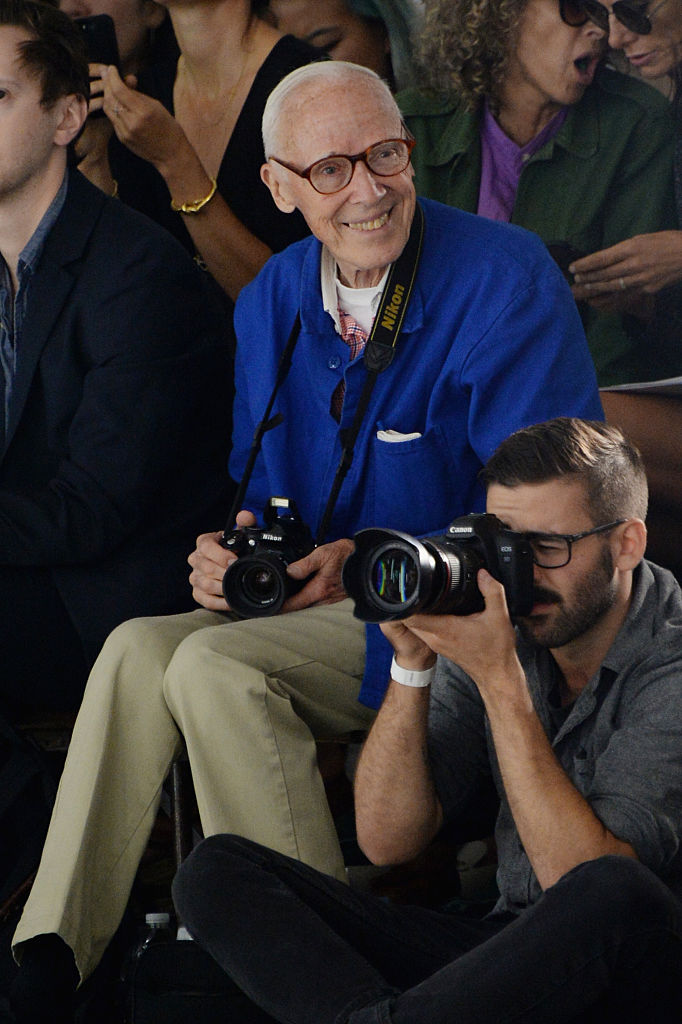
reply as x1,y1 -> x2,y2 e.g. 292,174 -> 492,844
223,554 -> 288,616
368,540 -> 467,615
343,528 -> 487,622
371,547 -> 419,606
362,539 -> 432,617
241,564 -> 282,605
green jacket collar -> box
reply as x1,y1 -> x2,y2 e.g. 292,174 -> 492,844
417,83 -> 602,168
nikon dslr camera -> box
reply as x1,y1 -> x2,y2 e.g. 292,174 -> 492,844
342,513 -> 534,623
221,497 -> 315,617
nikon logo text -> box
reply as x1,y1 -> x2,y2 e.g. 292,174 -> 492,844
380,283 -> 405,331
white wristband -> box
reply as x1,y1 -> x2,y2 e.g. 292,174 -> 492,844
390,656 -> 435,688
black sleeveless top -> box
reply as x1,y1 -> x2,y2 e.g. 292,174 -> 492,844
110,34 -> 323,254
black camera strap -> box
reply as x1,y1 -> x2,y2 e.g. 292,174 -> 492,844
315,202 -> 424,544
225,312 -> 301,529
224,202 -> 424,542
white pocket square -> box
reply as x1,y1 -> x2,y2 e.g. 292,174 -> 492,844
376,429 -> 422,442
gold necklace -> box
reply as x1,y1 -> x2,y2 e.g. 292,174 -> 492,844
176,48 -> 252,128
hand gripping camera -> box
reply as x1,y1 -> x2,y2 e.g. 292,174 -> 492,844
342,513 -> 535,623
221,497 -> 315,617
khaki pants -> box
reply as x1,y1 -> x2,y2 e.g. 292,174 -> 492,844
13,600 -> 374,981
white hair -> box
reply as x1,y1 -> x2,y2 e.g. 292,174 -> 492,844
261,60 -> 401,158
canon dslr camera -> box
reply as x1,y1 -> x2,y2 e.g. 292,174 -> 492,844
221,497 -> 315,617
342,513 -> 534,623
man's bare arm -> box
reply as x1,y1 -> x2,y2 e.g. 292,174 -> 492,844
354,623 -> 443,865
408,571 -> 637,890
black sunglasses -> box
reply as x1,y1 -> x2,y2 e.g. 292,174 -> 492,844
559,0 -> 660,35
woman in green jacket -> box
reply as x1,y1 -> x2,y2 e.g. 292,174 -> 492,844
569,0 -> 682,299
398,0 -> 677,386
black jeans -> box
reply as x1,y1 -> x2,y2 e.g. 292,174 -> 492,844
173,835 -> 682,1024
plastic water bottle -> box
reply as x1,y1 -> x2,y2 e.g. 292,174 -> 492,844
120,910 -> 174,1018
133,912 -> 173,959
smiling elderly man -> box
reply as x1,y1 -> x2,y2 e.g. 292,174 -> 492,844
13,59 -> 602,1019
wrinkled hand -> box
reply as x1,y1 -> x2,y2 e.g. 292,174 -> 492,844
282,538 -> 355,612
397,570 -> 521,695
98,64 -> 187,172
188,510 -> 257,611
571,232 -> 682,304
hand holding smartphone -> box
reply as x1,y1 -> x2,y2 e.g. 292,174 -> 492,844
74,14 -> 120,118
545,242 -> 586,285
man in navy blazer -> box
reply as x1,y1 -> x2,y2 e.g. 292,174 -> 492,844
0,0 -> 233,718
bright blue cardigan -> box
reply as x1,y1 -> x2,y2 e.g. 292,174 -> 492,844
231,198 -> 603,707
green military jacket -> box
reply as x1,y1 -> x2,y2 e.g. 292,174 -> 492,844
399,68 -> 678,386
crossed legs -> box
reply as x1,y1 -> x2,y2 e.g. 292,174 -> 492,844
174,836 -> 682,1024
13,600 -> 372,981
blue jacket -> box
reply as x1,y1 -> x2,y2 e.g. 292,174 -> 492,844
231,198 -> 603,707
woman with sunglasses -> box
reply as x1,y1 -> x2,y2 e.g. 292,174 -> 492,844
566,2 -> 682,582
397,0 -> 677,387
569,0 -> 682,303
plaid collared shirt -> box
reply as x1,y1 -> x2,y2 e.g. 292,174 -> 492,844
330,309 -> 368,420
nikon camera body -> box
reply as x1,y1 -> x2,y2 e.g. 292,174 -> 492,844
221,497 -> 315,617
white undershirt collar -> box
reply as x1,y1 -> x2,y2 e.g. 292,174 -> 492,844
320,245 -> 388,336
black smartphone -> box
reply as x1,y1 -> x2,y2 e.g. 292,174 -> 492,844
74,14 -> 120,68
546,242 -> 586,284
74,14 -> 119,119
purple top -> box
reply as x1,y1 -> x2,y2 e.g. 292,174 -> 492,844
477,101 -> 568,221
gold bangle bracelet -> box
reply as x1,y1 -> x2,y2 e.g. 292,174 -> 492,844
170,177 -> 218,215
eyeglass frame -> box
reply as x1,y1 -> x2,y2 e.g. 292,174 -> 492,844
559,0 -> 666,36
520,519 -> 626,569
268,136 -> 416,196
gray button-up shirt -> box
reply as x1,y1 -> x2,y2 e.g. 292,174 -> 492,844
428,559 -> 682,912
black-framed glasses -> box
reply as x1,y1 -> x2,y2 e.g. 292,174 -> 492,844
269,137 -> 415,195
559,0 -> 664,35
522,520 -> 626,569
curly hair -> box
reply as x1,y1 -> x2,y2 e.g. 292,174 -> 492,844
416,0 -> 528,111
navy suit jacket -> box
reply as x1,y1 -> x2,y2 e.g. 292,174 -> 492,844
0,170 -> 234,662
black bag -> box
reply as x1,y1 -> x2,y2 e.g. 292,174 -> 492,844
124,939 -> 278,1024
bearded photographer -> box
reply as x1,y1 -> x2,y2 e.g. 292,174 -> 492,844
11,61 -> 602,1020
174,419 -> 682,1023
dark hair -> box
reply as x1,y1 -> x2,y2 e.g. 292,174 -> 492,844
0,0 -> 90,106
481,418 -> 648,523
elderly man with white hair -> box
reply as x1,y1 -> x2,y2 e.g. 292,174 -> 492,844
12,59 -> 600,1021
